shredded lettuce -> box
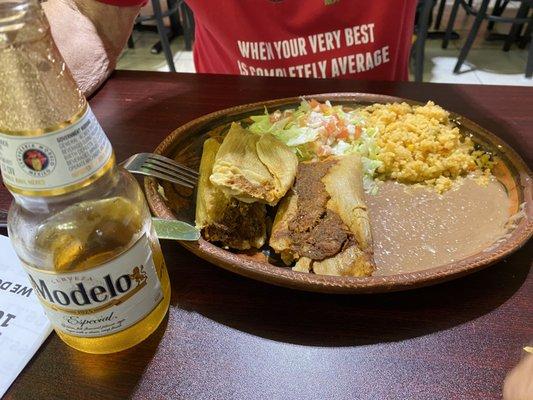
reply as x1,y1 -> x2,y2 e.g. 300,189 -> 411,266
280,126 -> 319,147
248,99 -> 383,193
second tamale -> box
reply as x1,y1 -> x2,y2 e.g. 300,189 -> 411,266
270,154 -> 375,277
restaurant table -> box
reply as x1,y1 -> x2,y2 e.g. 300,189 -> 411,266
1,71 -> 532,400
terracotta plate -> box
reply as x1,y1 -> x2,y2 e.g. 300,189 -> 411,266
144,93 -> 532,293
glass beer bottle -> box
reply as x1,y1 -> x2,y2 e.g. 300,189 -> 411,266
0,0 -> 170,353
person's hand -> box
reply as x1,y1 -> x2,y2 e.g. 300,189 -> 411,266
503,353 -> 533,400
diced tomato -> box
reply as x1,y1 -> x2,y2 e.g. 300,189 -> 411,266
354,126 -> 362,139
338,128 -> 349,140
309,99 -> 320,109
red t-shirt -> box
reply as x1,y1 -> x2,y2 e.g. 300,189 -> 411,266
100,0 -> 417,81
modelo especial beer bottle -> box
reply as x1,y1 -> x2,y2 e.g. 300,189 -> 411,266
0,0 -> 170,353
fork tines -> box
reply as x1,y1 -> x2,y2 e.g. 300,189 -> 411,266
122,152 -> 199,189
143,154 -> 198,188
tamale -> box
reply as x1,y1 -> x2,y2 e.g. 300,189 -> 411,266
270,154 -> 374,277
196,138 -> 266,250
210,122 -> 298,206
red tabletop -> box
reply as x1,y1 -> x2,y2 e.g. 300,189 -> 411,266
2,71 -> 532,400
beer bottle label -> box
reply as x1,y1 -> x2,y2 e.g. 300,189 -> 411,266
21,234 -> 163,338
0,106 -> 113,196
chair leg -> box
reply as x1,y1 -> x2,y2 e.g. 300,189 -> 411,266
443,0 -> 461,49
525,13 -> 533,77
434,0 -> 446,30
519,21 -> 531,49
488,0 -> 504,31
415,0 -> 434,82
454,0 -> 490,73
167,0 -> 181,35
503,1 -> 530,52
152,0 -> 176,72
526,36 -> 533,78
180,1 -> 194,51
127,34 -> 135,49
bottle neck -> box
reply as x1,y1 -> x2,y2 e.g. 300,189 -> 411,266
0,1 -> 117,205
0,0 -> 85,133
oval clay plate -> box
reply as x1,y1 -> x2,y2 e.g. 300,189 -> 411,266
145,93 -> 533,294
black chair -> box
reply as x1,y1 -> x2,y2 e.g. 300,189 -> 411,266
413,0 -> 435,82
503,0 -> 531,50
442,0 -> 514,48
442,0 -> 532,77
488,0 -> 511,31
413,0 -> 462,82
518,17 -> 532,48
134,0 -> 179,72
434,0 -> 473,30
128,0 -> 195,72
179,1 -> 195,51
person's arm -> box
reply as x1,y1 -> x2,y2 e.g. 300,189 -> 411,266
42,0 -> 143,96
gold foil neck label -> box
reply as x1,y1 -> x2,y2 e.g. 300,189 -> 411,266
0,106 -> 113,196
0,104 -> 88,136
21,234 -> 163,338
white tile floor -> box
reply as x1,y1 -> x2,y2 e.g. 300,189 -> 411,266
117,11 -> 532,87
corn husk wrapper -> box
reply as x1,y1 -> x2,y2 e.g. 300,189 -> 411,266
196,138 -> 266,250
210,123 -> 298,206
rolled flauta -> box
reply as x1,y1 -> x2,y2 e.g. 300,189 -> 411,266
270,154 -> 375,277
196,138 -> 266,250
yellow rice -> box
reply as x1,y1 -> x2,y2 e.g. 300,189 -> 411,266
359,101 -> 491,192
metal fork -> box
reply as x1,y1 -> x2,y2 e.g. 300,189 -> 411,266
120,153 -> 199,188
0,155 -> 198,228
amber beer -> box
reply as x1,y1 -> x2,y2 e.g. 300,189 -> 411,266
0,0 -> 170,353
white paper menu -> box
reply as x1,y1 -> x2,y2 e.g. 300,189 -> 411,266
0,235 -> 52,397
